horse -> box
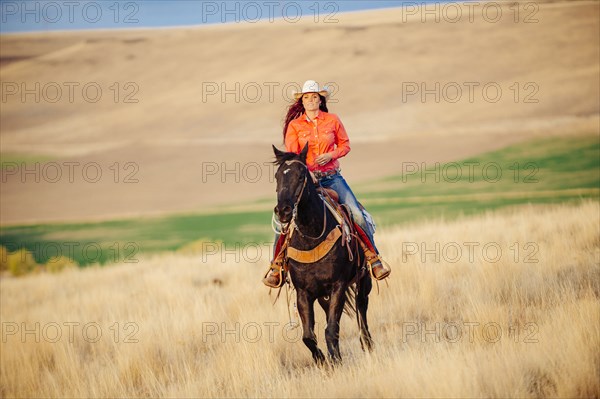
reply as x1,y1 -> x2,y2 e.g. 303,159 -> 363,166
272,144 -> 374,364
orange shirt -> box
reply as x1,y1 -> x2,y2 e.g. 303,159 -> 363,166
284,111 -> 351,172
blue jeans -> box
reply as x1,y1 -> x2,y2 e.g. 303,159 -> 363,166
273,173 -> 378,256
319,174 -> 378,253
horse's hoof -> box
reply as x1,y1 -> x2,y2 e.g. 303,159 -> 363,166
313,350 -> 326,366
329,355 -> 342,366
360,337 -> 374,352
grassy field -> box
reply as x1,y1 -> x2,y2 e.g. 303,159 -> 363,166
357,134 -> 599,226
0,153 -> 55,166
1,134 -> 598,266
1,200 -> 598,397
0,211 -> 272,266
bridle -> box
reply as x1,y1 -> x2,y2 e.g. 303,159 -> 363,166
278,159 -> 328,240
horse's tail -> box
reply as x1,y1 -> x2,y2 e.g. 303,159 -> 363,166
345,284 -> 368,340
342,285 -> 357,318
343,229 -> 368,332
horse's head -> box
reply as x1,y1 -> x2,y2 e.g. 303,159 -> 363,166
272,144 -> 309,224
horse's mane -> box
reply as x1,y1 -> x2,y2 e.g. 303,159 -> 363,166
273,151 -> 304,167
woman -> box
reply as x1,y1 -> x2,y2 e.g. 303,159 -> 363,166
263,80 -> 390,288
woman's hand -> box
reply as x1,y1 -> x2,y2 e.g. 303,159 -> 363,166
315,153 -> 333,166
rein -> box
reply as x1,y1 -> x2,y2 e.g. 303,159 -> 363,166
280,160 -> 328,240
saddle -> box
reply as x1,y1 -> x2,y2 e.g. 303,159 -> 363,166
284,188 -> 356,264
316,187 -> 339,204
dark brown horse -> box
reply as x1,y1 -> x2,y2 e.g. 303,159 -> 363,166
273,144 -> 373,364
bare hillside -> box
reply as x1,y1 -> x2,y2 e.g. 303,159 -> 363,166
1,1 -> 598,224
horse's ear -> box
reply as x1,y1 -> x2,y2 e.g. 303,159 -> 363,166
273,144 -> 286,161
299,143 -> 309,164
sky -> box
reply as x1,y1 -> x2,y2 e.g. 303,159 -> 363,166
0,0 -> 443,33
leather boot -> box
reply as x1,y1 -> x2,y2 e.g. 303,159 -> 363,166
262,250 -> 285,288
357,239 -> 391,280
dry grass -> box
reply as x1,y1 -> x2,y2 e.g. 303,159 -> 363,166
1,201 -> 599,398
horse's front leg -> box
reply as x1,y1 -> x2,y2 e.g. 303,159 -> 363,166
296,290 -> 325,365
324,283 -> 347,363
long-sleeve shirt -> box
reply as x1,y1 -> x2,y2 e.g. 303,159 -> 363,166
284,111 -> 351,173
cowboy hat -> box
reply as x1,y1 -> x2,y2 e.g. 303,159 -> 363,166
293,80 -> 330,100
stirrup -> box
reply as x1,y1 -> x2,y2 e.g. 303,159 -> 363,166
262,253 -> 285,288
366,255 -> 391,280
262,267 -> 284,288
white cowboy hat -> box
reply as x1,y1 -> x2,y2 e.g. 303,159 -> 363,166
293,80 -> 330,100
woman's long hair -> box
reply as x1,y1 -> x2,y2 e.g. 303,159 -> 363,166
282,95 -> 328,141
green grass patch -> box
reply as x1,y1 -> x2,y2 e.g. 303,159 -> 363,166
0,211 -> 273,266
1,134 -> 598,266
1,152 -> 55,168
355,134 -> 599,225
